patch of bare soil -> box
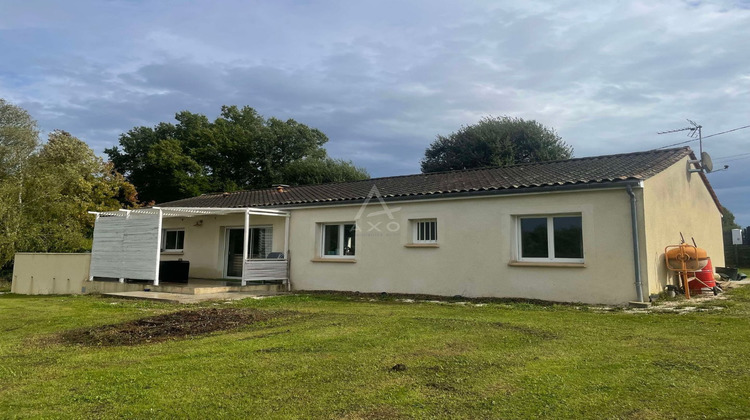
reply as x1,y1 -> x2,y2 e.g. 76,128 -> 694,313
61,308 -> 291,346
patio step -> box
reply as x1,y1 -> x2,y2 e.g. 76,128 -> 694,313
103,290 -> 284,304
87,280 -> 285,295
149,283 -> 283,295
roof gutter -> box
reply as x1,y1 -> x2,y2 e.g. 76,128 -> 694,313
626,183 -> 645,303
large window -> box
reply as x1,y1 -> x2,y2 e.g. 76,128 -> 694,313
162,229 -> 185,252
518,215 -> 583,262
412,219 -> 437,243
321,223 -> 356,257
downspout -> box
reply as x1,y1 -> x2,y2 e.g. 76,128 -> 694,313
626,185 -> 644,303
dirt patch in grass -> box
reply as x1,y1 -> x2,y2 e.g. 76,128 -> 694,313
305,290 -> 577,307
60,308 -> 292,346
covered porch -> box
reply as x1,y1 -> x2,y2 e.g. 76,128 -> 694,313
88,207 -> 291,287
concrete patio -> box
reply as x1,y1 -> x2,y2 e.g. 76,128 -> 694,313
96,277 -> 287,303
103,289 -> 285,304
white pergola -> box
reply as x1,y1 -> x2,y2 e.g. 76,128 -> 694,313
88,207 -> 290,286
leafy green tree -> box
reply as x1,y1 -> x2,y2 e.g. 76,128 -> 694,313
18,130 -> 139,257
0,100 -> 39,266
142,138 -> 208,203
0,100 -> 139,267
0,115 -> 139,267
721,206 -> 741,231
0,99 -> 39,179
282,157 -> 369,185
106,105 -> 348,203
421,116 -> 573,173
210,106 -> 327,191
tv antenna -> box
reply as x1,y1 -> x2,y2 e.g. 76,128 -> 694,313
657,120 -> 713,173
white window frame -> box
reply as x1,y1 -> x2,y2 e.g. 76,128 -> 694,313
412,219 -> 438,244
320,223 -> 356,258
162,228 -> 185,253
516,214 -> 584,263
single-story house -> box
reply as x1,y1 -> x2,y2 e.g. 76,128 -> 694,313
86,147 -> 724,304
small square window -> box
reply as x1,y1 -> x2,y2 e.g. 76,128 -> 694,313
413,219 -> 437,243
321,223 -> 356,257
163,229 -> 185,252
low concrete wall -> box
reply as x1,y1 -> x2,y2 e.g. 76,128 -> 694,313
11,253 -> 91,295
85,281 -> 146,294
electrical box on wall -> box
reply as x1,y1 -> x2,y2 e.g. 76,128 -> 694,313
732,229 -> 743,245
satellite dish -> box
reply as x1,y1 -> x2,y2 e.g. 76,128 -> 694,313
701,151 -> 713,173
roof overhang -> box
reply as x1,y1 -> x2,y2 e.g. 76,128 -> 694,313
89,207 -> 290,218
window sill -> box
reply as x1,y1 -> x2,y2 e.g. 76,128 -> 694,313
508,261 -> 586,268
161,251 -> 184,255
311,258 -> 357,263
404,243 -> 440,248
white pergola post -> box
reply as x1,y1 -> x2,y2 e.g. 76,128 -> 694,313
283,215 -> 290,257
284,214 -> 291,291
89,213 -> 99,281
153,208 -> 163,286
242,209 -> 250,286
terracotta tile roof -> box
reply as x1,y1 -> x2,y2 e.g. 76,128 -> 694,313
158,147 -> 701,208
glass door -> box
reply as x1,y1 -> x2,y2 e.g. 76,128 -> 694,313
225,227 -> 273,277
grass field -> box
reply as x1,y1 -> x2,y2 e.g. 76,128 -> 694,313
2,289 -> 750,419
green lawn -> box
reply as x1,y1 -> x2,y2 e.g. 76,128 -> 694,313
2,291 -> 750,419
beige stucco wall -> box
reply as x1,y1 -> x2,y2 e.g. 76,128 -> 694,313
11,253 -> 91,294
286,188 -> 643,304
160,213 -> 287,279
642,157 -> 725,295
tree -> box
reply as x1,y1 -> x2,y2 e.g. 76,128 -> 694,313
0,100 -> 138,268
209,106 -> 328,191
18,130 -> 139,257
0,111 -> 139,267
0,100 -> 39,266
106,105 -> 359,204
721,206 -> 741,231
421,116 -> 573,173
281,157 -> 369,185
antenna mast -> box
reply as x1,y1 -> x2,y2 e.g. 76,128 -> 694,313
685,119 -> 703,157
657,120 -> 711,173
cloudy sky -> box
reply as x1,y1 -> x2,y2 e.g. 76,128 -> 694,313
1,0 -> 749,224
